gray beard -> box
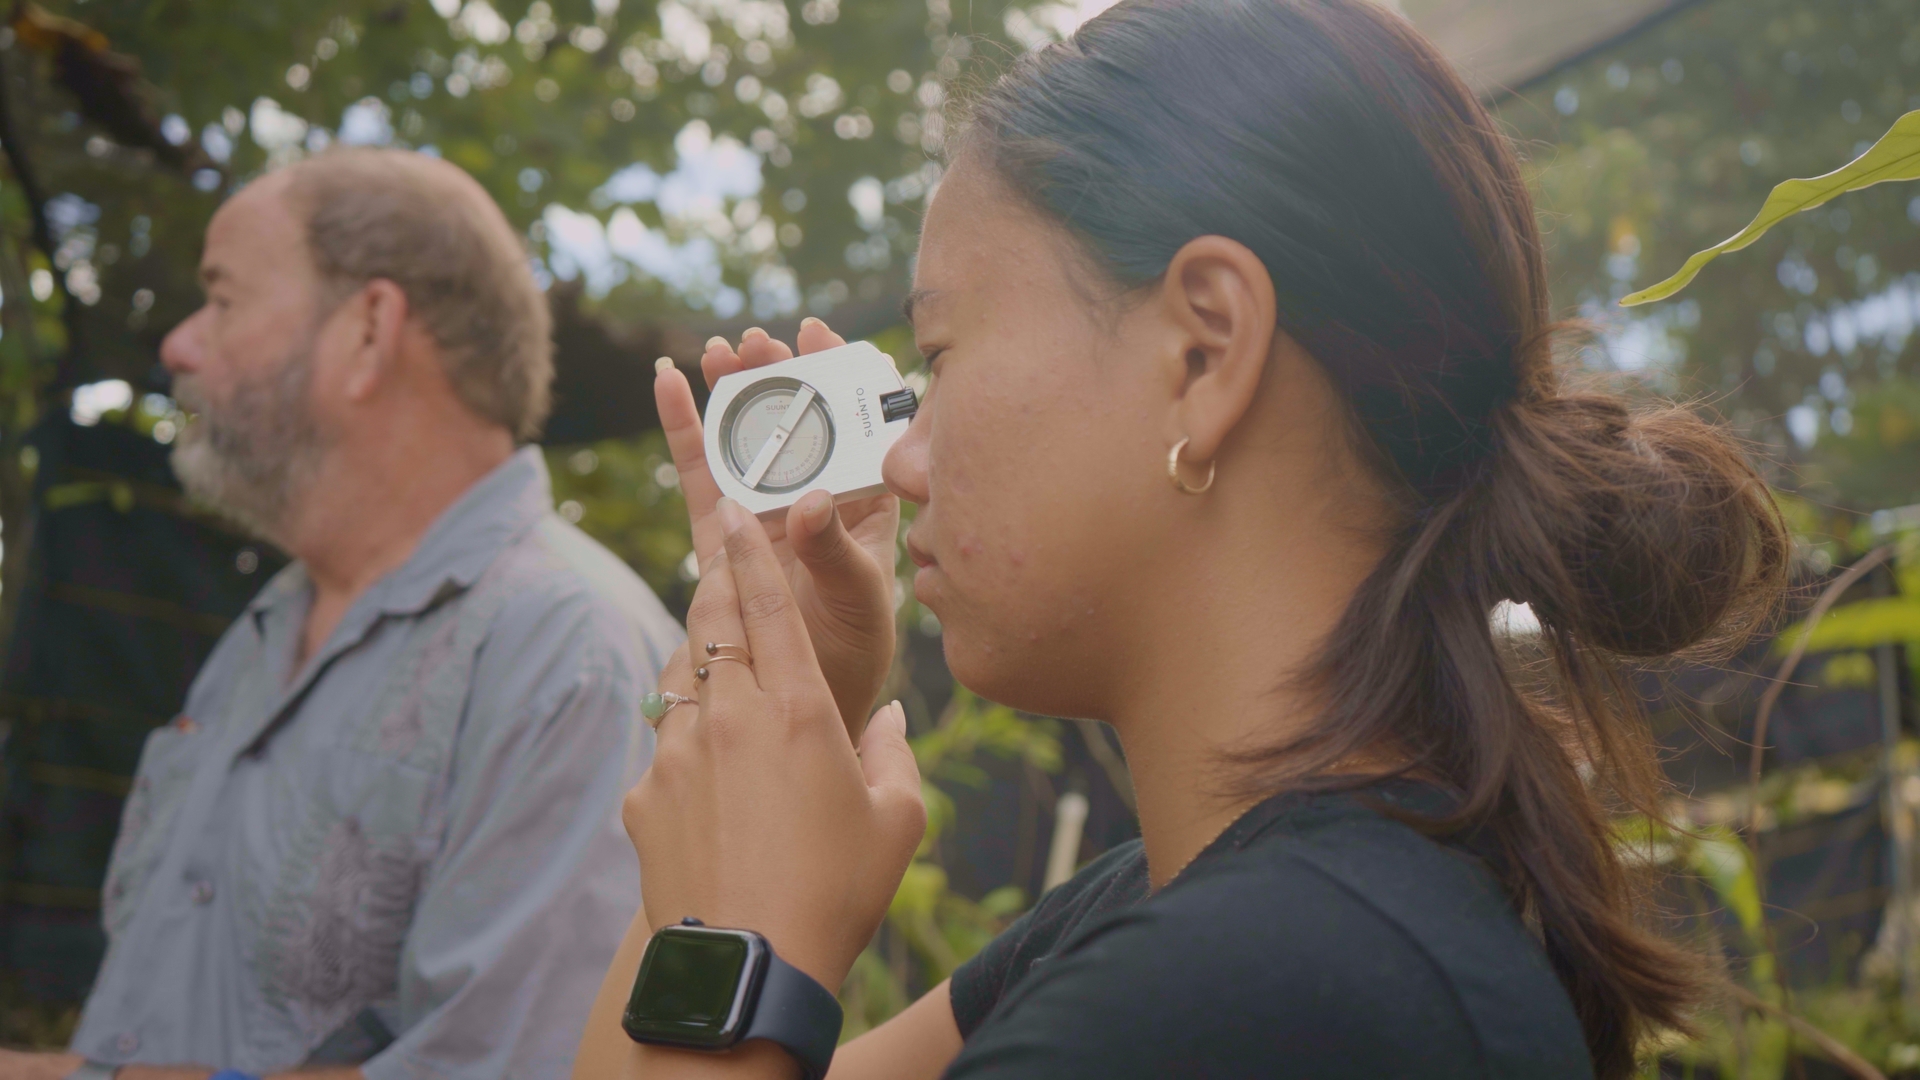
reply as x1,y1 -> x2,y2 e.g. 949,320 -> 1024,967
169,339 -> 327,542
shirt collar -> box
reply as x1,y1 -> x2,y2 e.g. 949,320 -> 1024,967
247,446 -> 553,622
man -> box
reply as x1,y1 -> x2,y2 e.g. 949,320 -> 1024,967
0,148 -> 681,1079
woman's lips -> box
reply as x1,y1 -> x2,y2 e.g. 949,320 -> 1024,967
905,532 -> 935,569
906,532 -> 940,604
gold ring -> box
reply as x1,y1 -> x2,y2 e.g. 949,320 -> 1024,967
705,642 -> 752,663
695,655 -> 753,680
641,691 -> 695,729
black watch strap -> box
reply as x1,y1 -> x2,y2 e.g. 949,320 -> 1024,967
744,950 -> 842,1080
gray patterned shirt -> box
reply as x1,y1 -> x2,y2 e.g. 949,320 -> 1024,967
70,448 -> 682,1078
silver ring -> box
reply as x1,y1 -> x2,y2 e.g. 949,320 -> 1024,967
641,691 -> 696,729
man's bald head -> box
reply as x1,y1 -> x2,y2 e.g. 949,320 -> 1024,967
278,148 -> 552,439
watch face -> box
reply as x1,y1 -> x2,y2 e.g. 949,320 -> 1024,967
623,926 -> 767,1049
720,377 -> 836,494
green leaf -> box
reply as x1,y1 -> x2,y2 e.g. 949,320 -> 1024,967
1687,830 -> 1764,938
1770,596 -> 1920,655
1620,109 -> 1920,306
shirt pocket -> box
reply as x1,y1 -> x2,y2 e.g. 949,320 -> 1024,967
102,721 -> 208,935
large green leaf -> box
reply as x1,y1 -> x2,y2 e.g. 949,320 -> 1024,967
1620,109 -> 1920,307
1771,596 -> 1920,656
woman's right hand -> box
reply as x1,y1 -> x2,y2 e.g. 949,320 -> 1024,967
655,318 -> 901,741
626,500 -> 926,996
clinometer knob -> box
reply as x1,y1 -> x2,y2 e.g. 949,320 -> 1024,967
881,388 -> 918,423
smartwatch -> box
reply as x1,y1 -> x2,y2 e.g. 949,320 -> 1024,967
622,918 -> 843,1080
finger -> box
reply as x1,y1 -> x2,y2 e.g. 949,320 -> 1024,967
859,701 -> 928,850
716,498 -> 819,677
649,646 -> 702,737
658,642 -> 701,696
796,316 -> 848,355
701,335 -> 745,390
737,326 -> 795,370
838,492 -> 903,565
656,358 -> 725,539
682,549 -> 757,693
786,491 -> 883,615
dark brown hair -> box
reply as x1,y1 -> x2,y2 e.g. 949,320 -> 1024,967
965,1 -> 1789,1075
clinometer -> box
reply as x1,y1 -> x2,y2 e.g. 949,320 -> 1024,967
702,340 -> 918,517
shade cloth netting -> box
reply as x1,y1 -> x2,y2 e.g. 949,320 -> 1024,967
0,412 -> 279,1003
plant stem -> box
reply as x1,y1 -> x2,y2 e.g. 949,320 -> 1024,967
1729,984 -> 1887,1080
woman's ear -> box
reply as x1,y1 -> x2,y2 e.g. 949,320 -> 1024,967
1157,236 -> 1277,465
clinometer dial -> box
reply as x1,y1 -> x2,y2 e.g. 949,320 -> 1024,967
720,378 -> 836,494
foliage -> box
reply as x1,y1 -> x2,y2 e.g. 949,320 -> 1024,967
0,0 -> 1057,388
1624,109 -> 1920,306
1626,803 -> 1920,1078
1778,593 -> 1920,655
0,0 -> 1074,648
1497,0 -> 1920,506
838,688 -> 1062,1040
1773,522 -> 1920,677
543,431 -> 694,609
1805,379 -> 1920,509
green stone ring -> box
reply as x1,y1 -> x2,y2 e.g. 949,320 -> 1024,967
641,691 -> 696,728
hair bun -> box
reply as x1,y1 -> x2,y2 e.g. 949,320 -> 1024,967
1478,393 -> 1789,658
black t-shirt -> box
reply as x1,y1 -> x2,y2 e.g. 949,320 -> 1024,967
944,784 -> 1592,1079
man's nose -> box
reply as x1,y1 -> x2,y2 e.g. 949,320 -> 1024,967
159,306 -> 207,375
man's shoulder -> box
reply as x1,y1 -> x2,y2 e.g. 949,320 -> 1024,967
478,514 -> 682,671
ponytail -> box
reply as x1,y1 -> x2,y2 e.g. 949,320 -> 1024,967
1299,385 -> 1786,1079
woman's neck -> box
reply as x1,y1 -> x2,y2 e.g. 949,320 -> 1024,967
1105,498 -> 1389,889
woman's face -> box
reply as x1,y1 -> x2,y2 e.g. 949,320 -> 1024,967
884,158 -> 1177,719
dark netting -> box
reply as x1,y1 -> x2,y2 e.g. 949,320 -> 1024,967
0,411 -> 282,1003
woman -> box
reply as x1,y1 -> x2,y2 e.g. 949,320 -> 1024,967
574,0 -> 1788,1076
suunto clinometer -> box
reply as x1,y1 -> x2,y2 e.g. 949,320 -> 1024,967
702,341 -> 918,517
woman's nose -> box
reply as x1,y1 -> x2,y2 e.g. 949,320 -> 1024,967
882,410 -> 931,506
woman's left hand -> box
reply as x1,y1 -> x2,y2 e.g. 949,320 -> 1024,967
625,497 -> 927,992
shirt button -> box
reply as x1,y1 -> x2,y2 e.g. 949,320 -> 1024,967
114,1032 -> 139,1055
190,881 -> 215,905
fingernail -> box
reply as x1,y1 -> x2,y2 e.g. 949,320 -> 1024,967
705,335 -> 729,352
802,490 -> 832,529
716,498 -> 751,536
743,326 -> 768,341
654,356 -> 675,375
801,316 -> 824,330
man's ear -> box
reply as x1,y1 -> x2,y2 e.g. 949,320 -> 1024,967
1157,236 -> 1278,467
341,279 -> 411,403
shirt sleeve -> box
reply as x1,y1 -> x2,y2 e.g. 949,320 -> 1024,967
949,840 -> 1148,1038
941,861 -> 1489,1080
360,608 -> 655,1080
948,909 -> 1035,1038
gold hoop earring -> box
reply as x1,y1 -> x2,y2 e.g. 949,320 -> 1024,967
1167,437 -> 1216,495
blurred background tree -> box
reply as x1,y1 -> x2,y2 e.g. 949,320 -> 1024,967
1498,0 -> 1920,512
0,0 -> 1039,613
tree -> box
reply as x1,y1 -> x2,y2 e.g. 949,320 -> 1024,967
0,0 -> 1071,619
1498,0 -> 1920,509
